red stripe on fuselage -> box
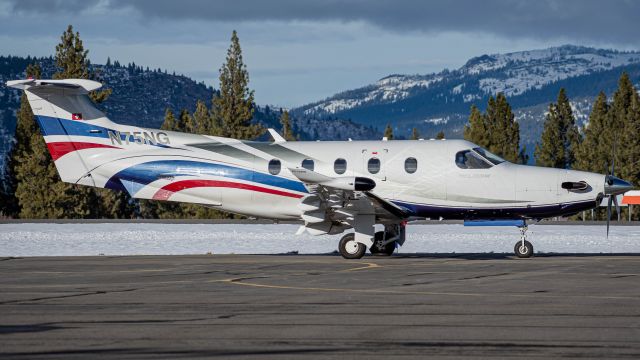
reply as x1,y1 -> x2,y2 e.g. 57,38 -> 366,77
152,179 -> 304,201
46,142 -> 120,161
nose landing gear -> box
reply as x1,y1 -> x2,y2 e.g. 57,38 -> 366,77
514,225 -> 534,258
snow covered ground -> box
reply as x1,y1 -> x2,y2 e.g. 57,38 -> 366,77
1,223 -> 639,257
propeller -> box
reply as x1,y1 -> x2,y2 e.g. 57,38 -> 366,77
604,139 -> 631,237
606,140 -> 616,238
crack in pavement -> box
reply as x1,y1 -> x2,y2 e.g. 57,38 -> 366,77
0,288 -> 138,305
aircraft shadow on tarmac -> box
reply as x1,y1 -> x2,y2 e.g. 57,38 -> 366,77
271,251 -> 640,260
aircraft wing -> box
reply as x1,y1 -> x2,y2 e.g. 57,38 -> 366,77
288,168 -> 410,234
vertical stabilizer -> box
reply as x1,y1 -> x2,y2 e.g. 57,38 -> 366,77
7,79 -> 118,185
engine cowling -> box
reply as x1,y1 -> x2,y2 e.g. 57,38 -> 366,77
320,177 -> 376,191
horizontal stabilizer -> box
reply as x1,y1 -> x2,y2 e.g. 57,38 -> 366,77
6,79 -> 102,93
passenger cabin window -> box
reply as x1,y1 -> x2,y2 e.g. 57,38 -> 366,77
334,158 -> 347,174
404,157 -> 417,174
302,159 -> 315,171
268,159 -> 281,175
455,150 -> 492,169
367,158 -> 381,174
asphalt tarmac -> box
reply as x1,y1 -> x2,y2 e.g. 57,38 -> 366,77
1,254 -> 639,359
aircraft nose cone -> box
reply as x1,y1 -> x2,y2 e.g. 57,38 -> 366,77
604,176 -> 634,195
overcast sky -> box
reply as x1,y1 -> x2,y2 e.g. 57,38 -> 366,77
1,0 -> 638,106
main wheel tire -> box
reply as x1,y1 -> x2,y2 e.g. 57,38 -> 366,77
514,240 -> 534,258
369,231 -> 396,256
339,233 -> 366,259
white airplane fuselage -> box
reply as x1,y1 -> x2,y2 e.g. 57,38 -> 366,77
38,114 -> 607,221
7,78 -> 633,259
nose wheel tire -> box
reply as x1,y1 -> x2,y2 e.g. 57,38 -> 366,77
369,231 -> 396,256
339,233 -> 366,259
514,240 -> 534,258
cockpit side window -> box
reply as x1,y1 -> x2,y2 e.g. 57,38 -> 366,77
455,150 -> 492,169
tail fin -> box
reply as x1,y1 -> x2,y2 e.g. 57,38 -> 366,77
7,79 -> 120,186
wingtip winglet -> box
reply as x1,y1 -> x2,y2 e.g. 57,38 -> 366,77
267,128 -> 286,143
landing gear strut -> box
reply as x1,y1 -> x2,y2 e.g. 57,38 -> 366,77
514,225 -> 534,258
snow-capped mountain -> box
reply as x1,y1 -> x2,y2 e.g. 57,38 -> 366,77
294,45 -> 640,153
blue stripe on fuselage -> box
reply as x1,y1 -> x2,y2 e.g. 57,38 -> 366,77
105,160 -> 308,195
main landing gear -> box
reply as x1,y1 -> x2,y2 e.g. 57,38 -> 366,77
338,223 -> 405,259
514,225 -> 534,258
369,231 -> 396,256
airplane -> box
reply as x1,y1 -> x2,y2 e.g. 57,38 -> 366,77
6,78 -> 634,259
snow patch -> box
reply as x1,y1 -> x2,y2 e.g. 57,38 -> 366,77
424,117 -> 448,125
0,223 -> 638,256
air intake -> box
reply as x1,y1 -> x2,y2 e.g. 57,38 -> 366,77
561,181 -> 588,191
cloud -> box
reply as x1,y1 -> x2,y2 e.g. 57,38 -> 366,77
10,0 -> 101,13
5,0 -> 640,46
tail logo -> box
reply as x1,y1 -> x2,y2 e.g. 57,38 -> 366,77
71,113 -> 83,120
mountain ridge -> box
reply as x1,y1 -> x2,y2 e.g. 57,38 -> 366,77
292,45 -> 640,152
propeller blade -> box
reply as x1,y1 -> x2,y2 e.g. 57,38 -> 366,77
606,196 -> 612,238
613,195 -> 620,216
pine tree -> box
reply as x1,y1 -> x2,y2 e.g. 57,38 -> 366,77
192,100 -> 211,135
410,127 -> 420,140
609,73 -> 636,177
15,134 -> 70,218
464,105 -> 489,148
212,31 -> 264,140
3,64 -> 42,217
487,93 -> 520,163
383,124 -> 394,140
575,92 -> 610,173
177,109 -> 195,133
615,74 -> 640,220
161,107 -> 176,131
436,130 -> 445,139
534,88 -> 581,168
53,25 -> 89,80
620,87 -> 640,184
53,25 -> 111,103
464,95 -> 521,162
280,110 -> 296,141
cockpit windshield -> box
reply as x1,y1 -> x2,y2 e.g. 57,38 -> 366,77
472,147 -> 505,165
455,147 -> 506,169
